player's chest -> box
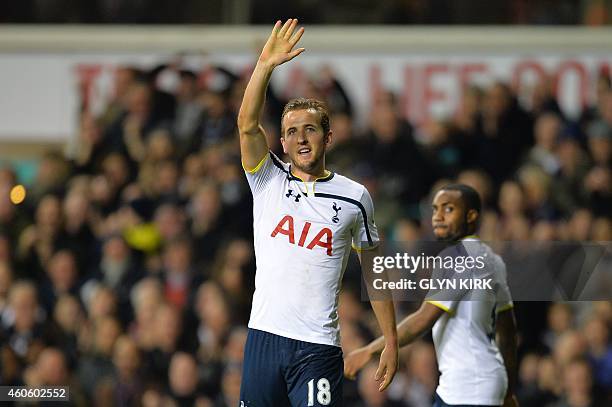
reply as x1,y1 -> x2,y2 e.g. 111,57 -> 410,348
262,182 -> 358,240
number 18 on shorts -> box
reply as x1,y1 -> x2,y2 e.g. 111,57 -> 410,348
239,329 -> 344,406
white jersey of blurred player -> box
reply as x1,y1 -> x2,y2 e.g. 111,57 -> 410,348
245,151 -> 378,347
426,237 -> 514,406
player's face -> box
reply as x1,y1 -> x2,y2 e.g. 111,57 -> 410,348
431,190 -> 469,241
281,109 -> 331,174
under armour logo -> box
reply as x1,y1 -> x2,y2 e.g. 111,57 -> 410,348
332,202 -> 341,223
286,189 -> 301,202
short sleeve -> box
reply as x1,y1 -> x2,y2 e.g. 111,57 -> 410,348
496,262 -> 514,313
243,151 -> 286,196
424,265 -> 461,315
351,187 -> 379,251
424,244 -> 471,314
425,299 -> 456,315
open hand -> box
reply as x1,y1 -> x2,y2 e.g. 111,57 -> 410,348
375,343 -> 398,392
258,19 -> 305,68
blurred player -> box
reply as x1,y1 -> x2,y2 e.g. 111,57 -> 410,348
345,184 -> 519,407
237,19 -> 398,406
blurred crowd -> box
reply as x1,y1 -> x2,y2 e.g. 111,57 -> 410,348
2,0 -> 612,25
0,55 -> 610,406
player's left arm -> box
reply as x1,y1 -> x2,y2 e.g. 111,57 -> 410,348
368,298 -> 398,392
496,307 -> 519,407
351,187 -> 398,391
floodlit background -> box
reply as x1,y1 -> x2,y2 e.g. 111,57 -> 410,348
0,1 -> 611,406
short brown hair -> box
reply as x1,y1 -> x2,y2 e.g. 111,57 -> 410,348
281,98 -> 330,136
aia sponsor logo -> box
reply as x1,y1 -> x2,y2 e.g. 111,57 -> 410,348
271,215 -> 333,256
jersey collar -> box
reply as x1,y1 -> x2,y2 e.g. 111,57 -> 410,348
288,166 -> 335,183
460,234 -> 480,241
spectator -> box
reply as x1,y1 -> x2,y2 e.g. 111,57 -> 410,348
28,151 -> 72,202
104,81 -> 161,162
420,120 -> 464,179
583,121 -> 611,217
167,352 -> 207,406
530,77 -> 563,117
538,356 -> 563,401
551,358 -> 599,407
161,236 -> 199,309
583,316 -> 612,388
498,180 -> 527,219
110,336 -> 144,406
129,277 -> 164,350
457,169 -> 494,209
87,234 -> 143,324
173,70 -> 204,154
553,134 -> 591,216
189,182 -> 226,271
84,284 -> 118,320
39,249 -> 80,314
193,282 -> 232,361
517,353 -> 555,407
215,362 -> 242,407
1,281 -> 57,373
327,112 -> 364,174
17,194 -> 66,280
543,303 -> 575,350
517,165 -> 557,221
77,316 -> 121,396
523,113 -> 562,175
154,202 -> 188,244
142,303 -> 183,384
189,90 -> 236,151
71,112 -> 109,173
364,89 -> 430,206
553,330 -> 588,368
478,82 -> 533,184
23,347 -> 87,405
211,239 -> 254,321
0,261 -> 13,312
99,66 -> 139,129
62,188 -> 97,273
146,128 -> 177,164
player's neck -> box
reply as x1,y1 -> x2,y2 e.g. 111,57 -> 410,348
290,162 -> 329,182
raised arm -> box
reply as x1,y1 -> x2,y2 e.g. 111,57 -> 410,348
496,308 -> 519,407
237,19 -> 305,170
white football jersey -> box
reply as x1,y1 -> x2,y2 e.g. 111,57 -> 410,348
244,152 -> 379,347
426,238 -> 513,406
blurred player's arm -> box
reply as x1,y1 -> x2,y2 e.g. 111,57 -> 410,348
496,308 -> 519,407
237,19 -> 305,170
345,302 -> 443,380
